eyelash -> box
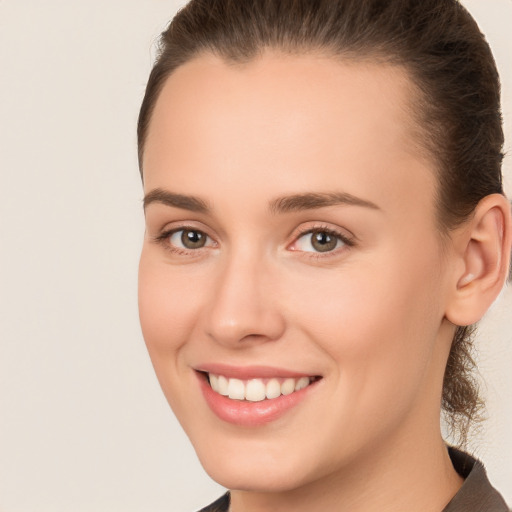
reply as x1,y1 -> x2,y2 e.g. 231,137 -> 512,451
290,225 -> 355,259
153,224 -> 355,258
154,225 -> 216,256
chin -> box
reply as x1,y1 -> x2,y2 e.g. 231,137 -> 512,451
193,435 -> 317,493
203,459 -> 311,493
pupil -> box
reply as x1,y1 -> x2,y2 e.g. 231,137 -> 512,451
312,231 -> 337,252
182,229 -> 206,248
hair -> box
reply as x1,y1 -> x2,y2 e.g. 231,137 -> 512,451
137,0 -> 505,445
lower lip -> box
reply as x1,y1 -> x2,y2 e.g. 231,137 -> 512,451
198,374 -> 317,427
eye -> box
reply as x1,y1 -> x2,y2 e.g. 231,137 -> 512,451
293,229 -> 348,253
168,228 -> 213,250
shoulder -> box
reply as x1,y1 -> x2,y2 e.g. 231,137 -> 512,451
443,448 -> 510,512
196,492 -> 230,512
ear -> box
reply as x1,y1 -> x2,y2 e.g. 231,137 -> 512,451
445,193 -> 512,326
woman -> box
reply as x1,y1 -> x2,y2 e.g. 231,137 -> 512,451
137,1 -> 511,511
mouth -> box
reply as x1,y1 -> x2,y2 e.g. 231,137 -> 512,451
195,367 -> 322,426
205,372 -> 320,402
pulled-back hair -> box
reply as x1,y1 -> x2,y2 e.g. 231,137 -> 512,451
138,0 -> 505,445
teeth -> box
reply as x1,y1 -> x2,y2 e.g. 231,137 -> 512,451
266,378 -> 281,399
245,379 -> 266,402
228,378 -> 245,400
208,374 -> 314,402
281,378 -> 295,395
295,376 -> 310,391
217,375 -> 229,396
209,374 -> 219,392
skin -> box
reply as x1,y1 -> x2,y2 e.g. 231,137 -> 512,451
138,53 -> 510,511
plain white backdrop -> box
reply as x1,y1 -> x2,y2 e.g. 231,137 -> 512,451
0,1 -> 510,511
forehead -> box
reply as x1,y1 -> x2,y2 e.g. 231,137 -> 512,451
143,52 -> 436,219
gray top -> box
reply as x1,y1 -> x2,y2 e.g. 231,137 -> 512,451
198,448 -> 509,512
443,448 -> 509,512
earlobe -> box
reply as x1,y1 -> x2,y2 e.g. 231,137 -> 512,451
445,194 -> 512,326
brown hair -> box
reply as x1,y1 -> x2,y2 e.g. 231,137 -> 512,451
137,0 -> 505,445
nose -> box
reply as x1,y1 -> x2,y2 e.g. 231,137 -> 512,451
204,252 -> 286,347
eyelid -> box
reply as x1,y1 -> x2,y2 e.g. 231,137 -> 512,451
152,219 -> 214,240
287,223 -> 356,255
150,220 -> 355,257
152,223 -> 218,254
289,222 -> 355,242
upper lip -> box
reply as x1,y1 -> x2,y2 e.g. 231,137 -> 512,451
195,363 -> 317,380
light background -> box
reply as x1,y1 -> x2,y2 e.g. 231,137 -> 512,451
0,1 -> 510,511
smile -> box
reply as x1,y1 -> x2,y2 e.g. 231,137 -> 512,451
196,367 -> 322,426
208,374 -> 315,402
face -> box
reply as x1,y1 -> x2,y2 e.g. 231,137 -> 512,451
139,53 -> 455,492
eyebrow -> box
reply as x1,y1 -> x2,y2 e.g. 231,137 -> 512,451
269,192 -> 380,214
143,188 -> 380,214
143,188 -> 210,212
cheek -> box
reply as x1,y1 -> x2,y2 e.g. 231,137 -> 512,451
289,262 -> 439,351
285,244 -> 445,416
138,250 -> 204,369
138,250 -> 214,425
